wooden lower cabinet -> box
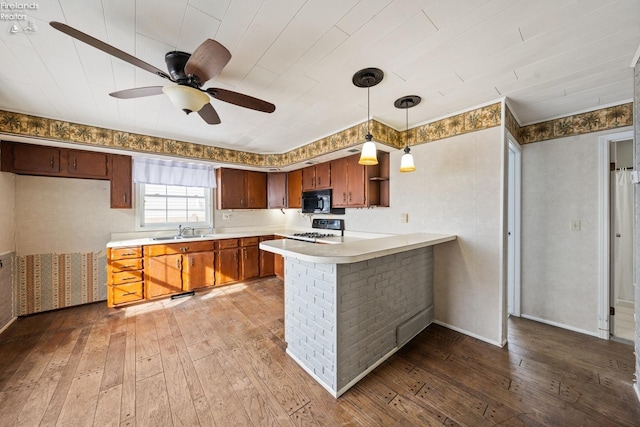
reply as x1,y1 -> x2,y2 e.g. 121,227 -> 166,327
260,236 -> 275,277
107,246 -> 144,307
107,235 -> 275,307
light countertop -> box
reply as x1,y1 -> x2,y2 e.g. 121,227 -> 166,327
106,229 -> 291,248
259,233 -> 457,264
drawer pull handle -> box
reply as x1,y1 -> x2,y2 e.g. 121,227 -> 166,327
121,252 -> 135,256
121,291 -> 137,296
121,276 -> 137,282
73,157 -> 77,170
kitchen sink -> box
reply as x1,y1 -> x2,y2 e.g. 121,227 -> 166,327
152,236 -> 184,241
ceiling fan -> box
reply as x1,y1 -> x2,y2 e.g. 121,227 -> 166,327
49,21 -> 276,125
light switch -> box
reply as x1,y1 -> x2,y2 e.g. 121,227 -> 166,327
570,220 -> 581,231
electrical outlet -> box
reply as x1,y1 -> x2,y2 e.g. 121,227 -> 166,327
401,213 -> 409,223
570,219 -> 581,231
222,213 -> 231,220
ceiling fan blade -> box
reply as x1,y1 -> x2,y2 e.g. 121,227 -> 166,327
50,21 -> 172,81
184,39 -> 231,84
198,103 -> 221,125
109,86 -> 164,99
206,88 -> 275,113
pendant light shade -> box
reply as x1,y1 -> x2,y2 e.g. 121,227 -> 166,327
353,68 -> 384,166
359,134 -> 379,165
400,146 -> 416,172
162,84 -> 210,114
394,95 -> 421,173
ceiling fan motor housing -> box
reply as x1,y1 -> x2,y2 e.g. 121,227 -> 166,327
165,51 -> 194,85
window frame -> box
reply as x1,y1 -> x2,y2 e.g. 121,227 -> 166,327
135,183 -> 213,231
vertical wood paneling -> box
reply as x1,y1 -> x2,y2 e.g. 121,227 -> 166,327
0,252 -> 14,332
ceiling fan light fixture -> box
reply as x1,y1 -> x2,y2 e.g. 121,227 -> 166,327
162,84 -> 209,114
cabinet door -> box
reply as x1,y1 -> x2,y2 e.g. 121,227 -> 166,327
287,169 -> 302,208
146,254 -> 183,298
246,171 -> 267,208
241,245 -> 260,280
110,154 -> 132,208
183,251 -> 215,290
302,166 -> 315,191
68,150 -> 109,178
346,154 -> 366,206
267,172 -> 287,208
216,168 -> 246,209
216,248 -> 239,285
260,248 -> 275,277
315,162 -> 331,189
330,157 -> 348,207
12,143 -> 61,174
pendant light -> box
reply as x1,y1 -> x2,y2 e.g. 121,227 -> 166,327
352,68 -> 384,165
395,95 -> 421,172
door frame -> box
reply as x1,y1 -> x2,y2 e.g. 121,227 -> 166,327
507,139 -> 522,317
598,130 -> 634,339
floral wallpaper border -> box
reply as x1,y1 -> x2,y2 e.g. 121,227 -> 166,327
0,103 -> 502,167
505,103 -> 633,145
2,101 -> 628,165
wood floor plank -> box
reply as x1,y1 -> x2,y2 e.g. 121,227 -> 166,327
193,354 -> 253,426
158,334 -> 201,426
100,332 -> 126,391
135,373 -> 172,427
119,316 -> 136,423
93,384 -> 122,427
56,368 -> 103,427
1,279 -> 639,426
39,327 -> 91,427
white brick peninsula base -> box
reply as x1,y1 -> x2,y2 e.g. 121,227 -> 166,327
260,232 -> 456,397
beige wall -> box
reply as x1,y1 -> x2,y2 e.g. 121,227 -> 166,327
0,172 -> 15,254
521,128 -> 632,335
15,176 -> 135,255
286,126 -> 506,345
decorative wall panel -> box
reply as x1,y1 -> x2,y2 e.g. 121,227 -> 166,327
17,252 -> 106,316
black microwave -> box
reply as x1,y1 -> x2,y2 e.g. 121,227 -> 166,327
301,189 -> 344,214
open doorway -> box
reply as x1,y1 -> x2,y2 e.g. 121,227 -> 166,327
610,139 -> 635,343
598,130 -> 635,343
507,139 -> 522,317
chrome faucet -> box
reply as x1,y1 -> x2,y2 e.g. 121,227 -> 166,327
178,224 -> 194,237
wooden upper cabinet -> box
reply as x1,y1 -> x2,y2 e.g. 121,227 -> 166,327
2,141 -> 61,175
68,150 -> 109,178
216,168 -> 246,209
216,168 -> 266,209
246,171 -> 267,209
330,154 -> 366,207
287,169 -> 302,208
110,154 -> 132,209
330,157 -> 348,207
267,172 -> 287,208
302,163 -> 331,191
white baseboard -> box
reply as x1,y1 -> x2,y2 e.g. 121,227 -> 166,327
635,382 -> 640,404
0,317 -> 16,335
432,320 -> 503,347
520,314 -> 600,338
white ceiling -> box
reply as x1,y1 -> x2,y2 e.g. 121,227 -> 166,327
0,0 -> 638,155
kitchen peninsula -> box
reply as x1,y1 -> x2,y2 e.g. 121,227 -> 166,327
259,232 -> 456,397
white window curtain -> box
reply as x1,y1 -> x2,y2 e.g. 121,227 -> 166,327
132,157 -> 216,188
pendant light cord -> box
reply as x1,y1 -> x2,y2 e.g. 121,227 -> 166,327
367,83 -> 371,136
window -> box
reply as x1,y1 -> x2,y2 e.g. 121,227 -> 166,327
137,183 -> 212,230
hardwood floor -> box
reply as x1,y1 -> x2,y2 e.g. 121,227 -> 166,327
1,277 -> 638,426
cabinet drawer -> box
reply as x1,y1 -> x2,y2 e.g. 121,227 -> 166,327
218,239 -> 239,249
111,258 -> 143,272
112,270 -> 143,285
240,237 -> 259,246
110,246 -> 142,260
110,282 -> 144,305
146,241 -> 215,256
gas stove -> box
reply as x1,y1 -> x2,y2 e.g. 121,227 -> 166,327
286,219 -> 345,243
